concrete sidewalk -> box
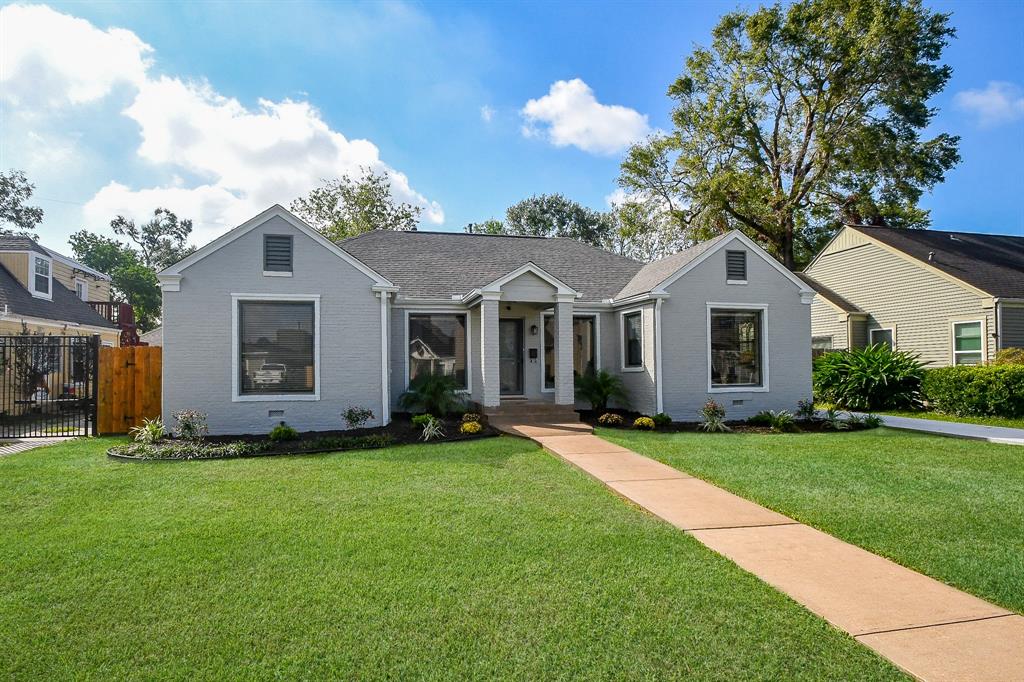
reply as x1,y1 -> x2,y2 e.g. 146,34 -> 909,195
870,413 -> 1024,446
528,430 -> 1023,682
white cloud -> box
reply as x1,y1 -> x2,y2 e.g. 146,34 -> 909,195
480,105 -> 495,123
520,78 -> 650,155
1,3 -> 442,244
0,4 -> 151,107
954,81 -> 1024,127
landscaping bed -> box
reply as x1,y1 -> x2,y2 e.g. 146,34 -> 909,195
108,414 -> 498,461
578,409 -> 882,435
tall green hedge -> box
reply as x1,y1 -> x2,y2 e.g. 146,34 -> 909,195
922,365 -> 1024,417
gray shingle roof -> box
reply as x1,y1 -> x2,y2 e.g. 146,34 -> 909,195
854,226 -> 1024,298
340,230 -> 645,302
0,235 -> 49,255
615,233 -> 730,299
795,272 -> 862,313
0,264 -> 117,329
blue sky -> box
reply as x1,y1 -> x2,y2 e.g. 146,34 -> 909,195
1,0 -> 1022,253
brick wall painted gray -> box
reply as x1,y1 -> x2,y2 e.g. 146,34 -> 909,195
163,215 -> 384,435
661,245 -> 812,420
612,303 -> 658,415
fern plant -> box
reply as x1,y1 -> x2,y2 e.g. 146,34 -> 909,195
575,370 -> 629,411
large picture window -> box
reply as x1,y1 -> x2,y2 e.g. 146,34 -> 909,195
953,321 -> 983,365
238,301 -> 316,395
543,315 -> 597,389
622,311 -> 643,369
408,313 -> 467,389
710,309 -> 762,387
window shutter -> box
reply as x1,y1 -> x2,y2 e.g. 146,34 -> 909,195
726,250 -> 746,281
264,235 -> 293,272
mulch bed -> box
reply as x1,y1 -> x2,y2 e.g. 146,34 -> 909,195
578,409 -> 879,435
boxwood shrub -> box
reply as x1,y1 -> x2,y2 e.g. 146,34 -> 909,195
922,365 -> 1024,417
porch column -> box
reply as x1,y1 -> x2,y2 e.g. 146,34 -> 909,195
553,294 -> 575,405
480,293 -> 501,408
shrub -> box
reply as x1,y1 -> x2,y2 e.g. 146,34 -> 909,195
462,412 -> 484,423
411,413 -> 434,429
309,434 -> 395,451
845,413 -> 864,428
821,406 -> 849,431
863,414 -> 884,429
922,365 -> 1024,417
173,410 -> 208,441
575,370 -> 629,411
751,410 -> 797,433
633,416 -> 655,430
129,417 -> 165,444
993,347 -> 1024,365
460,420 -> 482,435
813,345 -> 925,410
795,399 -> 817,421
651,413 -> 672,428
597,412 -> 623,426
342,406 -> 374,429
747,411 -> 773,426
398,375 -> 464,416
268,422 -> 299,442
420,416 -> 445,441
698,399 -> 731,433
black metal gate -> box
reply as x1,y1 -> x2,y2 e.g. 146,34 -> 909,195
0,334 -> 99,438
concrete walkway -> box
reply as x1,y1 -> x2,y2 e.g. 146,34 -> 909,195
871,413 -> 1024,446
515,426 -> 1023,681
0,437 -> 75,457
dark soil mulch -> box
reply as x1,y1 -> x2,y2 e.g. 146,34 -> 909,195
578,409 -> 878,435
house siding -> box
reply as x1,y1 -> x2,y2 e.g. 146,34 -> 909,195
162,215 -> 384,435
1001,304 -> 1024,349
809,299 -> 848,350
613,303 -> 658,415
661,245 -> 811,421
806,229 -> 996,366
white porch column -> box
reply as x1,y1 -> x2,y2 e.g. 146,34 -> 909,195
480,293 -> 501,408
554,294 -> 575,405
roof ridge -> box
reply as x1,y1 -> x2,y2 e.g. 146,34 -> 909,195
852,225 -> 1024,241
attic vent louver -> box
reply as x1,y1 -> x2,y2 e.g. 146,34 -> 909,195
264,235 -> 293,272
726,250 -> 747,281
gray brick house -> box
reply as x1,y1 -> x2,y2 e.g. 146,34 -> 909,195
159,205 -> 815,434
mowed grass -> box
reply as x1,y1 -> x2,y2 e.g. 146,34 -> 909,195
880,409 -> 1024,430
0,437 -> 902,680
601,428 -> 1024,614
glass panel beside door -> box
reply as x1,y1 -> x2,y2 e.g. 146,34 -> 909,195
499,319 -> 524,395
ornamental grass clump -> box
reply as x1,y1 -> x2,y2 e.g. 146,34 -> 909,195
813,344 -> 925,410
129,418 -> 165,444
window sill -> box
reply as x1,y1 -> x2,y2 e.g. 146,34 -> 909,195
263,271 -> 293,277
709,385 -> 769,393
233,393 -> 320,402
726,280 -> 748,285
621,365 -> 645,373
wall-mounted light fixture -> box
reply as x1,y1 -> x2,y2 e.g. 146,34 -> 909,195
530,324 -> 539,336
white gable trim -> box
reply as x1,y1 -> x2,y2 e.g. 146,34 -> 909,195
649,231 -> 815,299
158,204 -> 394,287
481,261 -> 579,296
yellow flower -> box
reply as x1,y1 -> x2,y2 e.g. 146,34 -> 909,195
460,421 -> 482,434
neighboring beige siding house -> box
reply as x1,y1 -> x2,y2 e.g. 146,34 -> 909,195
158,205 -> 816,435
803,226 -> 1024,366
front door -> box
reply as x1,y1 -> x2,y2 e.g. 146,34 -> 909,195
499,318 -> 524,395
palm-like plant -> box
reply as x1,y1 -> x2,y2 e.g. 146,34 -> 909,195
398,374 -> 464,416
575,370 -> 629,411
813,344 -> 925,410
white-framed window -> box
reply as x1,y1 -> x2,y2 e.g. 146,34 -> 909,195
232,294 -> 320,402
30,254 -> 52,299
811,336 -> 833,359
406,311 -> 469,391
619,309 -> 644,370
707,303 -> 769,392
870,327 -> 895,349
952,320 -> 984,365
75,278 -> 89,301
542,313 -> 599,391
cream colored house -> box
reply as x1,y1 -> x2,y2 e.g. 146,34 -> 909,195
803,226 -> 1024,366
0,236 -> 120,345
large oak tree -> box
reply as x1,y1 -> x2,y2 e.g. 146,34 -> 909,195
619,0 -> 960,268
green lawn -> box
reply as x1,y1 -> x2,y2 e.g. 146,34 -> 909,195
880,410 -> 1024,430
0,437 -> 901,680
601,428 -> 1024,615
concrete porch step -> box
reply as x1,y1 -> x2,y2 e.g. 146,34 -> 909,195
489,420 -> 593,438
483,401 -> 580,419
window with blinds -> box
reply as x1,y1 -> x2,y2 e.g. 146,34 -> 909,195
726,250 -> 747,282
238,300 -> 315,395
263,235 -> 293,273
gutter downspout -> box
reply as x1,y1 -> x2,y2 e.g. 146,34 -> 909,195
994,298 -> 1002,355
655,298 -> 664,415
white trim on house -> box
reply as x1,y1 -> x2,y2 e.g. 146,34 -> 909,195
39,245 -> 112,281
539,311 -> 601,393
0,312 -> 117,336
28,253 -> 53,300
655,297 -> 664,414
74,277 -> 89,301
377,290 -> 392,424
618,307 -> 645,372
706,302 -> 770,394
869,326 -> 896,349
262,271 -> 293,278
160,205 -> 394,287
950,318 -> 987,366
402,307 -> 473,395
231,293 -> 321,403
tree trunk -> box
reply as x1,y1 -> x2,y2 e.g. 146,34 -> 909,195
780,216 -> 796,270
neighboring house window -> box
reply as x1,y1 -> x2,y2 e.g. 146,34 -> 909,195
870,327 -> 894,349
263,235 -> 293,274
621,311 -> 643,369
726,250 -> 747,282
238,300 -> 315,395
408,313 -> 467,389
811,336 -> 833,359
710,309 -> 762,387
75,278 -> 88,301
31,255 -> 52,298
953,321 -> 984,365
543,315 -> 597,389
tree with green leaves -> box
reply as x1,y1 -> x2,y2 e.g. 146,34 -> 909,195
110,207 -> 195,269
0,169 -> 44,237
291,168 -> 422,241
469,193 -> 618,250
463,219 -> 506,235
618,0 -> 960,268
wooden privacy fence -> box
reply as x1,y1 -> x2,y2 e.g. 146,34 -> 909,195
97,346 -> 162,435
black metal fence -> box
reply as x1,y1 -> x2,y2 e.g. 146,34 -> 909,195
0,334 -> 99,438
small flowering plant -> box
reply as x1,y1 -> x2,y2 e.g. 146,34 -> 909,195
597,412 -> 624,426
633,416 -> 655,430
173,410 -> 209,441
460,421 -> 482,435
698,399 -> 731,433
